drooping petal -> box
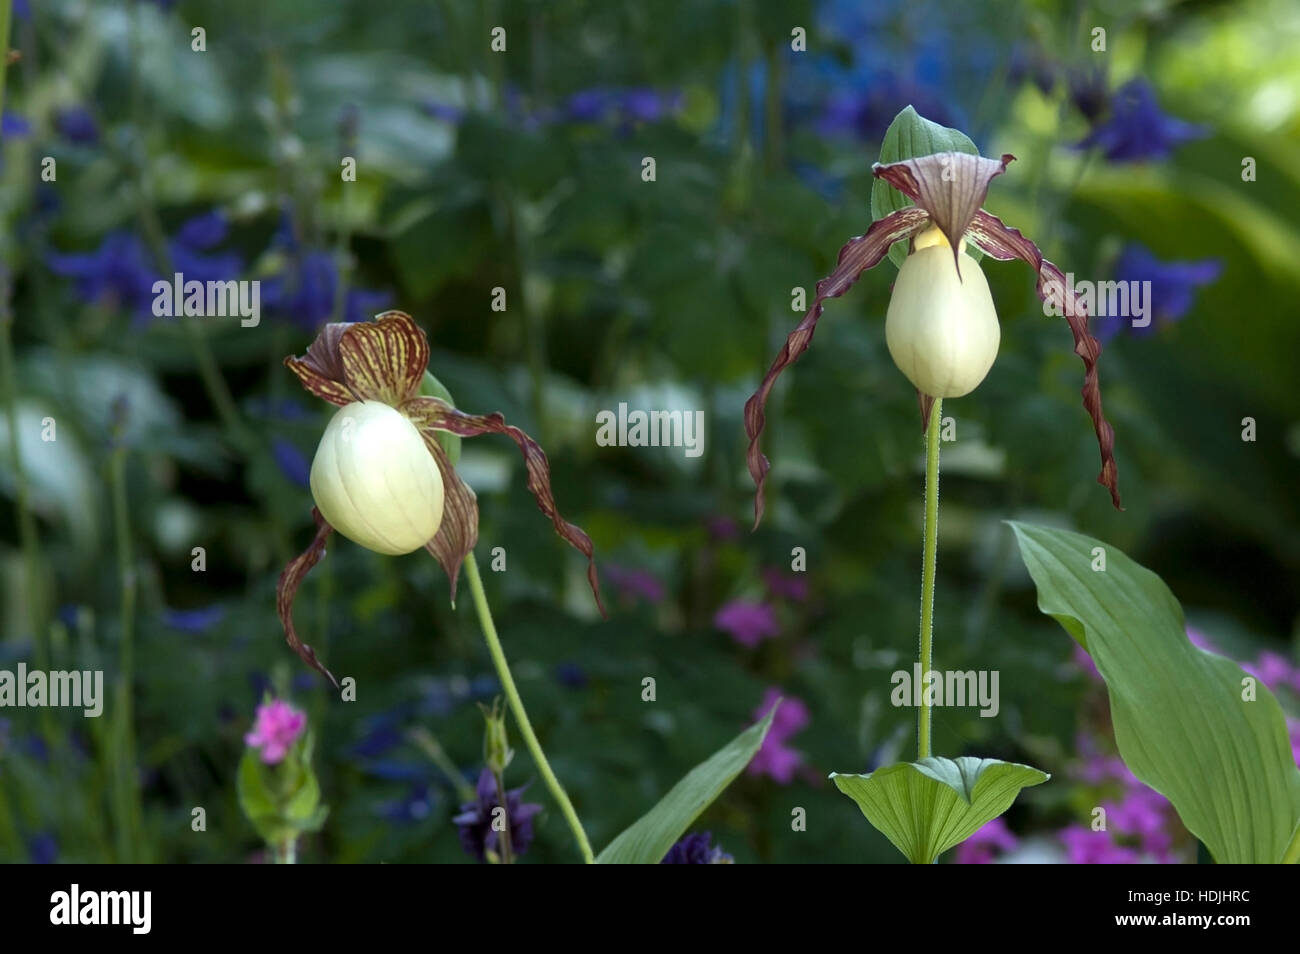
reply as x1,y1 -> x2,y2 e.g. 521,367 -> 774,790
744,206 -> 931,528
873,153 -> 1014,271
404,396 -> 607,616
336,310 -> 430,406
276,508 -> 340,687
965,209 -> 1122,509
416,427 -> 481,604
285,321 -> 357,406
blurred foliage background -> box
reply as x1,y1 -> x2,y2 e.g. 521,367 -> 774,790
1,0 -> 1299,864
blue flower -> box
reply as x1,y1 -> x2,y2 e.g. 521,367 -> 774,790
47,210 -> 243,322
1075,79 -> 1207,162
271,437 -> 311,488
54,106 -> 99,145
2,112 -> 31,138
453,767 -> 543,862
555,661 -> 587,690
1067,66 -> 1109,123
261,218 -> 393,331
28,833 -> 57,864
661,831 -> 733,864
1098,243 -> 1222,340
162,605 -> 226,632
379,783 -> 439,824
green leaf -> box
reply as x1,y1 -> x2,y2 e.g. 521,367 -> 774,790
832,757 -> 1049,864
1010,521 -> 1300,863
420,370 -> 462,466
595,704 -> 778,864
871,105 -> 982,268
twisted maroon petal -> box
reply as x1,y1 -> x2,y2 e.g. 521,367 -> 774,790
276,508 -> 340,687
965,209 -> 1122,509
744,206 -> 931,529
416,426 -> 481,605
404,396 -> 606,616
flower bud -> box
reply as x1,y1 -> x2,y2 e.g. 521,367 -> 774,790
309,400 -> 445,555
885,230 -> 1001,398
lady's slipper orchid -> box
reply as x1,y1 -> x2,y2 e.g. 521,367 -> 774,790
277,310 -> 605,686
744,151 -> 1122,525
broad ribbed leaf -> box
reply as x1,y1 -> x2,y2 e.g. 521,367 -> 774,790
832,757 -> 1048,864
1010,522 -> 1300,862
871,106 -> 983,268
595,705 -> 778,864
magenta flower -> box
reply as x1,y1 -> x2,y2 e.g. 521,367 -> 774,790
714,600 -> 779,648
1243,651 -> 1300,695
762,567 -> 809,602
1059,825 -> 1142,864
747,688 -> 810,785
956,817 -> 1018,864
244,699 -> 307,765
604,564 -> 666,605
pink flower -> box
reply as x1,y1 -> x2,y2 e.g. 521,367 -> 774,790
1072,643 -> 1101,682
761,567 -> 809,602
1185,628 -> 1219,654
1243,651 -> 1300,695
1059,825 -> 1141,864
747,688 -> 809,785
957,817 -> 1018,864
244,699 -> 307,765
714,599 -> 780,648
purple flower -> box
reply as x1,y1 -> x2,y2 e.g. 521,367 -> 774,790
1067,65 -> 1109,122
661,831 -> 733,864
54,106 -> 99,145
1107,786 -> 1174,861
747,688 -> 810,785
956,817 -> 1018,864
244,699 -> 307,765
271,437 -> 311,488
1074,79 -> 1207,162
1059,824 -> 1141,864
705,515 -> 741,542
1098,243 -> 1222,339
1072,643 -> 1101,682
714,599 -> 779,648
453,768 -> 543,863
604,564 -> 666,605
1243,651 -> 1300,695
761,567 -> 809,602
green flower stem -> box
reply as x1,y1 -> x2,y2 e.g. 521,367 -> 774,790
918,397 -> 943,761
275,837 -> 297,865
463,553 -> 594,863
109,443 -> 145,862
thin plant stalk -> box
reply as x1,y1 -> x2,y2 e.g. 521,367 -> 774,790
918,397 -> 943,760
463,553 -> 594,863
